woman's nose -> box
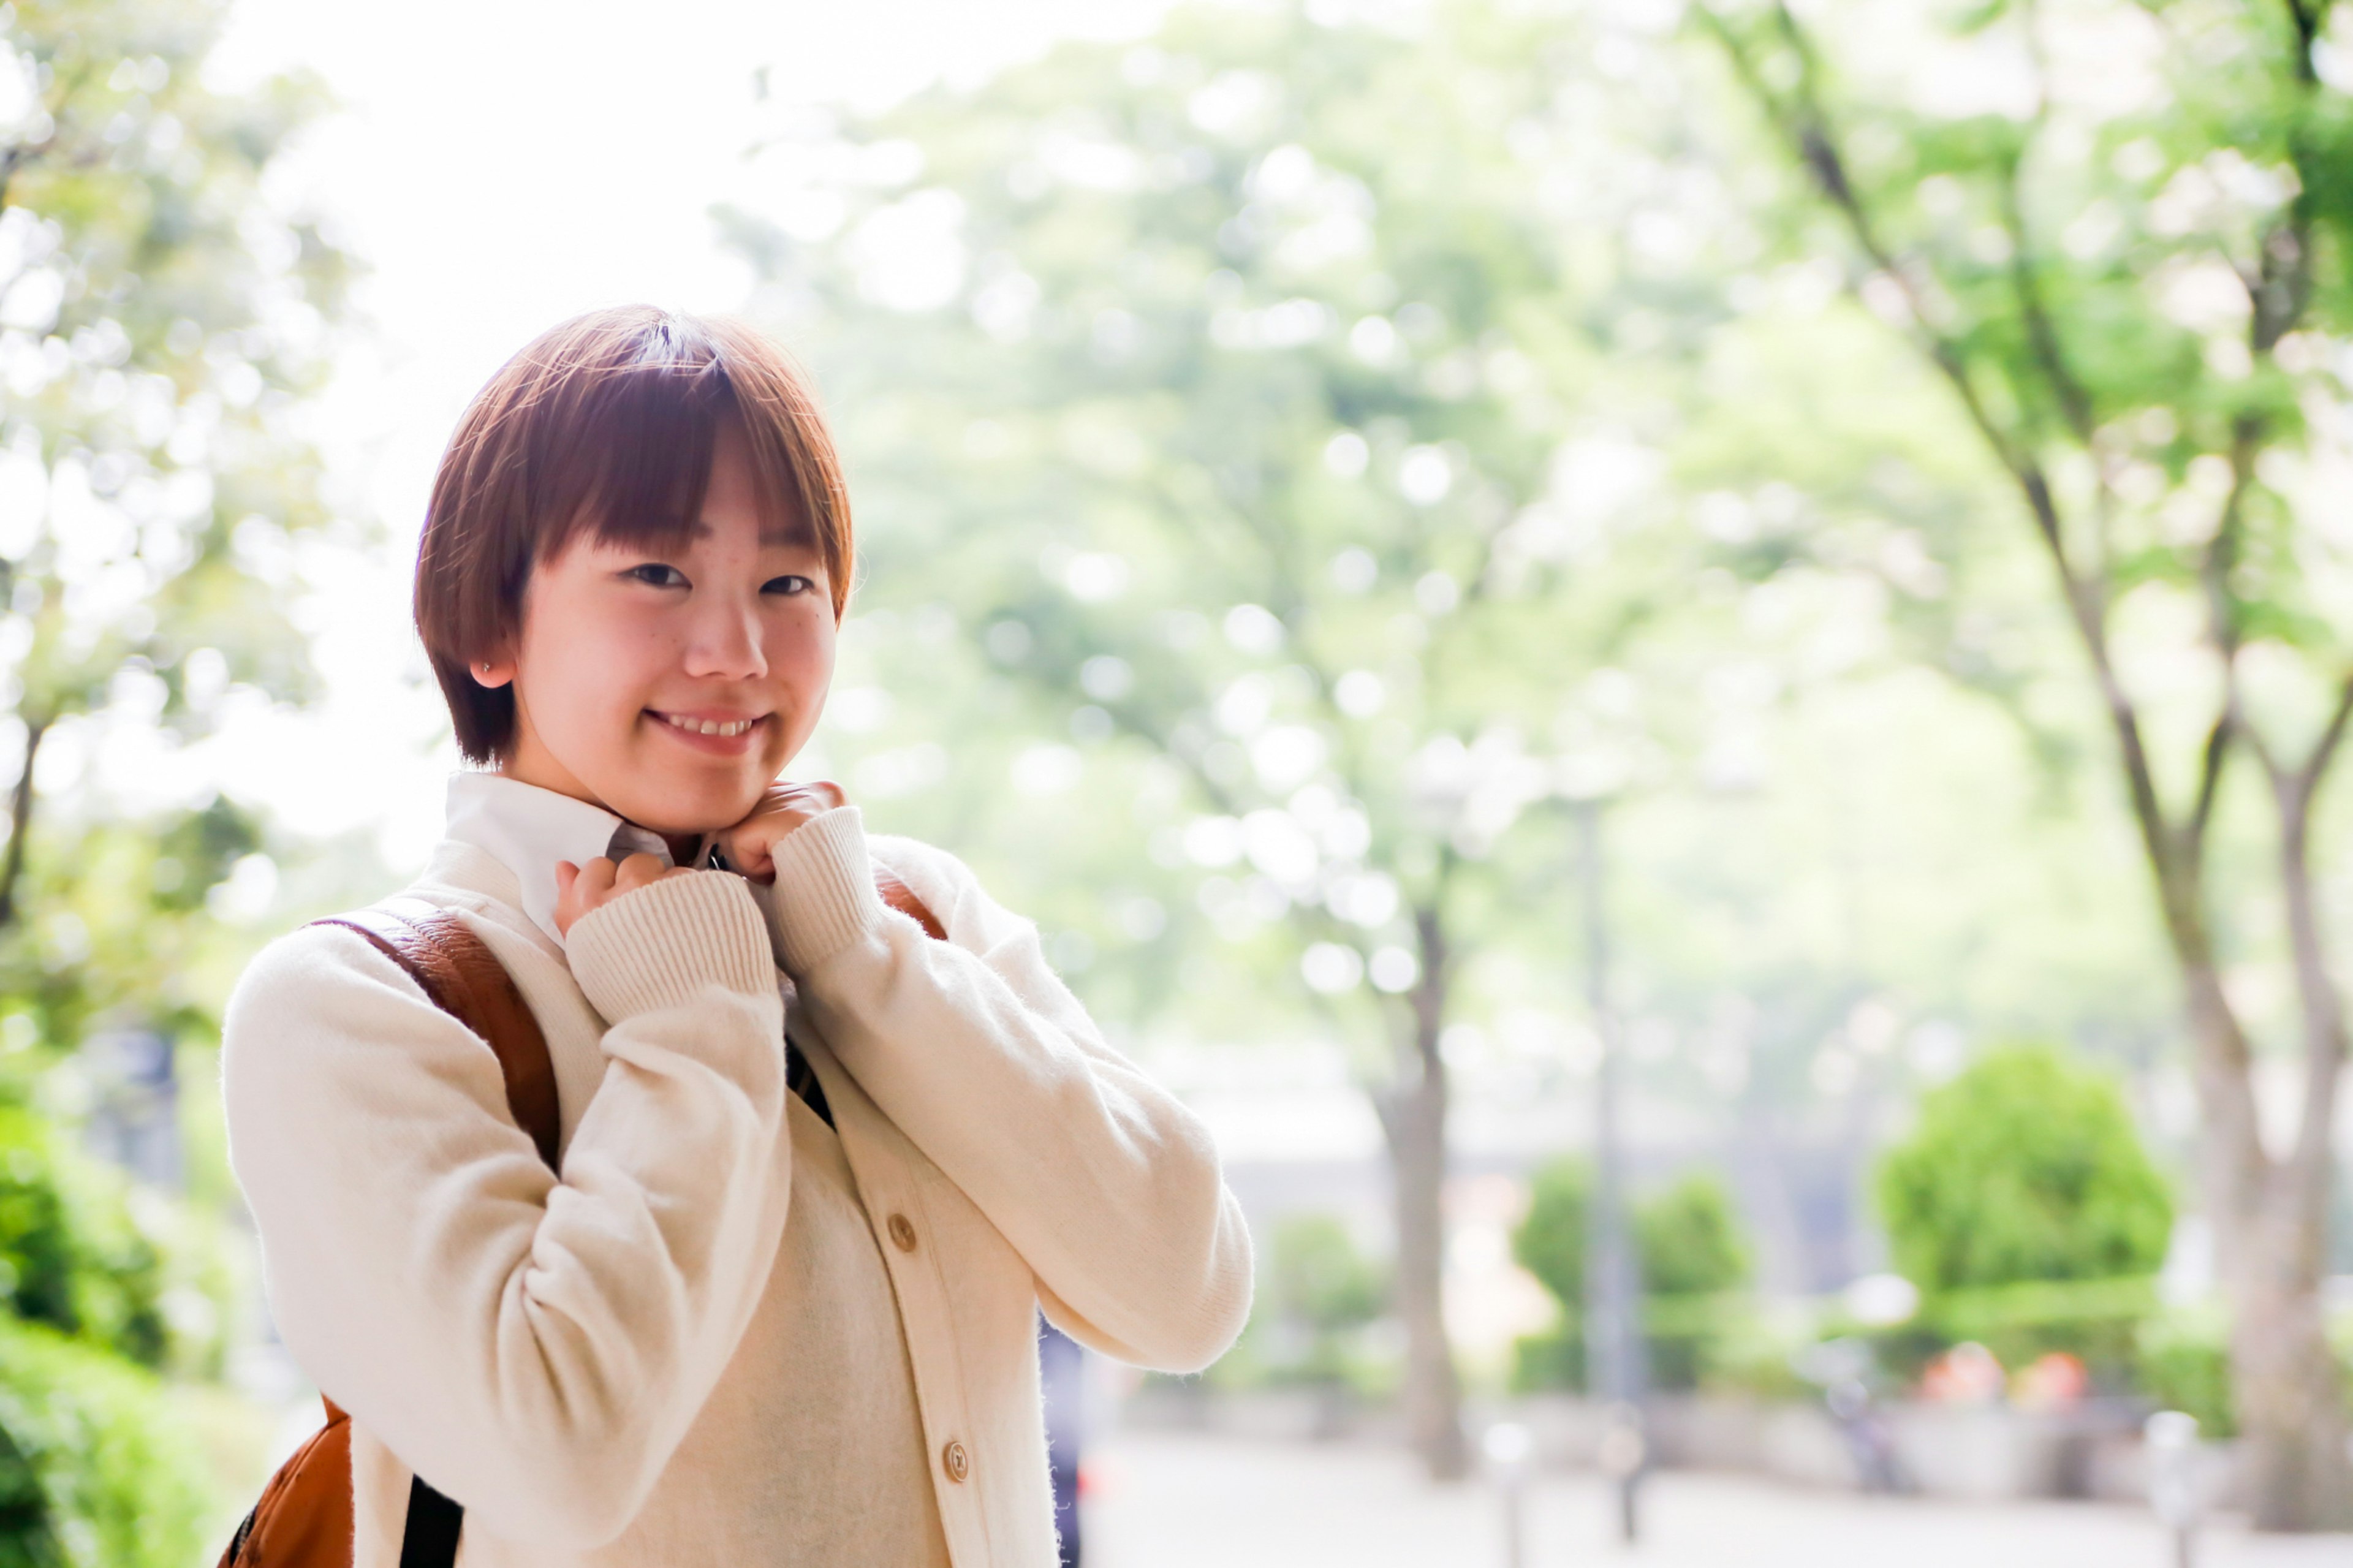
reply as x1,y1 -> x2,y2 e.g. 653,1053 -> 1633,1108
681,595 -> 768,681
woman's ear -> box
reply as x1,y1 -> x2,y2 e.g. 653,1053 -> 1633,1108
471,651 -> 517,689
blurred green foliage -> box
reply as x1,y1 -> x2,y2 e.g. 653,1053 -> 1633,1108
731,0 -> 1708,1047
1873,1042 -> 2172,1376
1510,1159 -> 1751,1392
1270,1214 -> 1389,1335
0,1095 -> 227,1376
0,1100 -> 164,1365
2138,1305 -> 2238,1439
1,0 -> 358,1550
1876,1043 -> 2173,1292
1251,1213 -> 1392,1388
0,0 -> 349,1043
1640,1172 -> 1753,1298
0,1316 -> 211,1568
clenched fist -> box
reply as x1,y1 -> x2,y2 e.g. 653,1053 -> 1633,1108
710,781 -> 847,884
554,852 -> 697,937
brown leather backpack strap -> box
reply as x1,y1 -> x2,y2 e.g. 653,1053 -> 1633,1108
873,865 -> 947,942
315,900 -> 561,1173
222,906 -> 547,1568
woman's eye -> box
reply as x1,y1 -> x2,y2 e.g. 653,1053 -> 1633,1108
625,564 -> 689,588
762,575 -> 815,596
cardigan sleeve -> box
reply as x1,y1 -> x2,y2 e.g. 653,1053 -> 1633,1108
752,807 -> 1254,1374
221,872 -> 792,1548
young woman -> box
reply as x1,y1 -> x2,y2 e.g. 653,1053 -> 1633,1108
221,307 -> 1252,1565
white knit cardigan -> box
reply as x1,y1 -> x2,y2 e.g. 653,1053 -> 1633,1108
222,806 -> 1253,1565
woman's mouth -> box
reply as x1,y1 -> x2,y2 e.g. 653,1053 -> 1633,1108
648,710 -> 768,752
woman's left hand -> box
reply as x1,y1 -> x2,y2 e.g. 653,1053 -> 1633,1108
713,781 -> 846,884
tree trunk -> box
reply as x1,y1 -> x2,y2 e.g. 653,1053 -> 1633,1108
2040,554 -> 2352,1530
2229,1207 -> 2353,1530
2132,860 -> 2352,1532
2224,778 -> 2353,1529
0,714 -> 47,931
1377,902 -> 1466,1480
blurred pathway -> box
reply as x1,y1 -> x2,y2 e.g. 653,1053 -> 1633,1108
1080,1432 -> 2352,1568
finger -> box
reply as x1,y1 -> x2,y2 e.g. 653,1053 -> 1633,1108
553,860 -> 597,937
613,852 -> 670,892
778,779 -> 844,810
771,780 -> 841,812
711,820 -> 775,880
574,857 -> 619,898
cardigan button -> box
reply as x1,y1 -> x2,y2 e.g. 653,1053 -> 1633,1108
942,1439 -> 970,1482
888,1213 -> 919,1252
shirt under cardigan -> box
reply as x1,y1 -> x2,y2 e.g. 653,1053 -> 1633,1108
221,774 -> 1253,1566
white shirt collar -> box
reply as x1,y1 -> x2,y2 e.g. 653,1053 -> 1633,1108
443,772 -> 689,949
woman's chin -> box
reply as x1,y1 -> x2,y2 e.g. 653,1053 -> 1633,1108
605,780 -> 764,840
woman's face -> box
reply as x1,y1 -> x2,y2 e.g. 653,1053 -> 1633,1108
479,420 -> 837,835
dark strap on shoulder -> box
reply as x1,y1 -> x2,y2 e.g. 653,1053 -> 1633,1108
397,1478 -> 464,1568
311,896 -> 563,1568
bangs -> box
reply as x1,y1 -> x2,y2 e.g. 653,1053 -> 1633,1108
532,339 -> 814,561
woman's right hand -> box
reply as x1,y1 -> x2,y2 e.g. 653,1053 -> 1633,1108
555,853 -> 697,937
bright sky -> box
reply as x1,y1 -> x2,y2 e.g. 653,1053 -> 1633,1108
197,0 -> 1173,874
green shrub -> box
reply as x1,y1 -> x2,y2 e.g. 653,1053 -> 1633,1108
1639,1175 -> 1751,1297
1874,1043 -> 2172,1376
1512,1160 -> 1593,1312
1510,1325 -> 1583,1394
1877,1043 -> 2173,1292
1638,1175 -> 1749,1388
1510,1162 -> 1752,1391
1268,1214 -> 1387,1336
1698,1308 -> 1812,1401
1244,1214 -> 1393,1390
2137,1307 -> 2236,1437
0,1106 -> 167,1366
0,1316 -> 214,1568
0,1105 -> 227,1377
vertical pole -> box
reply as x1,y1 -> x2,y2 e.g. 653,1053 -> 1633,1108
1483,1422 -> 1531,1568
2145,1411 -> 2203,1568
1577,798 -> 1646,1543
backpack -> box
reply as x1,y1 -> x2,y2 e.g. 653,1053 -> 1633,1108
218,898 -> 553,1568
219,871 -> 945,1567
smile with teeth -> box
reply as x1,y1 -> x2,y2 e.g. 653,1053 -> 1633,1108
654,712 -> 763,738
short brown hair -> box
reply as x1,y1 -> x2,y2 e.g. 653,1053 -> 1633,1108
415,306 -> 852,763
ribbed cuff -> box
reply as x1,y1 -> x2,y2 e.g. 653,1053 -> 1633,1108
567,870 -> 776,1023
763,806 -> 887,973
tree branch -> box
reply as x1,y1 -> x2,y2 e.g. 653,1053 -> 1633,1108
1702,6 -> 2074,573
2284,0 -> 2325,86
1696,6 -> 2279,1198
2188,419 -> 2262,849
2275,670 -> 2353,1189
0,715 -> 47,931
2189,706 -> 2234,849
1995,157 -> 2097,448
2291,670 -> 2353,812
